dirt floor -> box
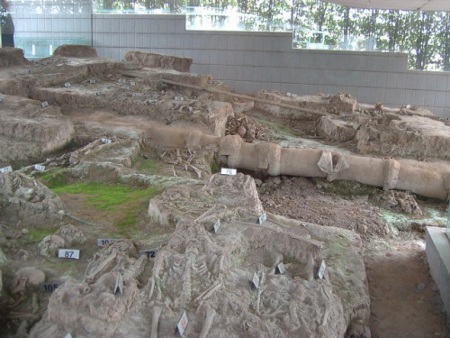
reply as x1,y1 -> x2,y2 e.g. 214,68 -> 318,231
46,148 -> 450,338
258,175 -> 450,338
366,238 -> 448,338
0,47 -> 449,337
53,172 -> 450,338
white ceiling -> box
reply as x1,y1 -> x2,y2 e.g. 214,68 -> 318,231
321,0 -> 450,11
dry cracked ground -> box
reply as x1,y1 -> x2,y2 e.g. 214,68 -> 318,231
0,46 -> 449,338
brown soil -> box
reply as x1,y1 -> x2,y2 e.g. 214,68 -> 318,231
52,172 -> 450,338
53,44 -> 98,58
1,50 -> 449,337
37,112 -> 450,338
259,176 -> 450,338
366,238 -> 449,338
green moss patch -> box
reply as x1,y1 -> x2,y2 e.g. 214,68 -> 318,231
256,117 -> 297,138
18,227 -> 60,246
53,182 -> 158,210
52,182 -> 160,236
210,159 -> 220,174
313,178 -> 377,198
135,157 -> 163,175
27,227 -> 58,241
35,168 -> 70,189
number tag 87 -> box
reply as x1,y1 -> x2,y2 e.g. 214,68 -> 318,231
58,249 -> 80,260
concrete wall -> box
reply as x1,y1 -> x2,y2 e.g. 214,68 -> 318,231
92,14 -> 450,118
11,10 -> 450,118
10,0 -> 91,58
426,227 -> 450,322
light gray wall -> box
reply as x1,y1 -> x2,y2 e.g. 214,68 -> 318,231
92,14 -> 450,118
10,0 -> 91,58
426,227 -> 450,321
11,10 -> 450,118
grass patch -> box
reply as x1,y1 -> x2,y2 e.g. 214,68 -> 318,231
313,178 -> 377,198
135,157 -> 163,175
284,256 -> 301,265
52,182 -> 159,211
27,227 -> 58,241
255,117 -> 297,138
16,226 -> 59,246
210,160 -> 219,174
52,182 -> 160,236
35,168 -> 70,189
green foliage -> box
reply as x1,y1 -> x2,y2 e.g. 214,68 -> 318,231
16,227 -> 60,247
255,117 -> 296,138
35,168 -> 70,189
42,0 -> 449,70
210,159 -> 219,174
27,227 -> 59,242
52,182 -> 159,211
51,182 -> 160,236
293,1 -> 450,70
313,178 -> 377,198
135,157 -> 163,175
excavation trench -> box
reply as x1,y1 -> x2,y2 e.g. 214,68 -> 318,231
147,125 -> 450,201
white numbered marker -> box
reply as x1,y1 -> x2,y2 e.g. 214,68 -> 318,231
258,213 -> 267,225
275,263 -> 286,275
114,273 -> 123,295
34,164 -> 45,172
58,249 -> 80,260
251,272 -> 260,290
97,239 -> 116,247
316,260 -> 327,280
139,249 -> 158,258
176,311 -> 188,337
212,219 -> 220,233
221,168 -> 237,176
0,166 -> 12,174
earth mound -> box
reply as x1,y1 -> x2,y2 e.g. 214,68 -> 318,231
0,48 -> 29,67
53,44 -> 98,58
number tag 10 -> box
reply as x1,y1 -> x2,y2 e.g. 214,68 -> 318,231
40,282 -> 60,293
97,238 -> 116,247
